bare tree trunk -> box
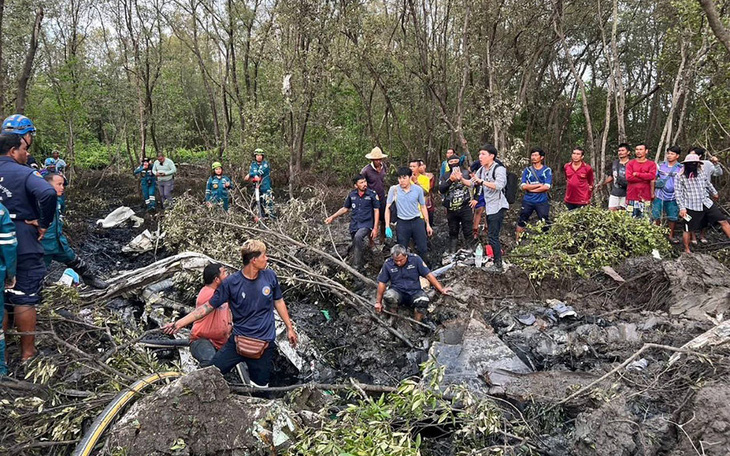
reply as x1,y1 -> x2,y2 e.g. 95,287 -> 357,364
698,0 -> 730,55
656,40 -> 687,159
611,0 -> 626,142
0,0 -> 5,114
227,0 -> 246,146
552,1 -> 596,163
15,8 -> 44,114
597,0 -> 613,183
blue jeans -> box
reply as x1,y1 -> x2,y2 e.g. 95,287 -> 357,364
211,335 -> 275,386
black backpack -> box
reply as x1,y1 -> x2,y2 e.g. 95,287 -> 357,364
490,160 -> 519,205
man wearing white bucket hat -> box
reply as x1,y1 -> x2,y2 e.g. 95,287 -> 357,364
676,152 -> 730,253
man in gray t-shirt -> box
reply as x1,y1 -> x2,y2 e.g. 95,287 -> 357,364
385,166 -> 432,265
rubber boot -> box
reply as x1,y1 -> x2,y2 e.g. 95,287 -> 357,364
68,257 -> 110,289
352,244 -> 364,270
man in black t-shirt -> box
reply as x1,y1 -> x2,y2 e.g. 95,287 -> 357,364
439,155 -> 473,252
601,143 -> 631,210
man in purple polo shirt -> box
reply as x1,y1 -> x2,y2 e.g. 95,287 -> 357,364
361,147 -> 389,240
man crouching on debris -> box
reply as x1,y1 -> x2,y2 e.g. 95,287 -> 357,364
162,240 -> 297,387
375,244 -> 452,322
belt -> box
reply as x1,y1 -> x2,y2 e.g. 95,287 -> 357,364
397,217 -> 421,222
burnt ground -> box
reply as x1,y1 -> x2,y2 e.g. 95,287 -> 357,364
4,167 -> 730,455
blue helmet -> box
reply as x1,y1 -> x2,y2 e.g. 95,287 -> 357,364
2,114 -> 36,136
44,157 -> 56,167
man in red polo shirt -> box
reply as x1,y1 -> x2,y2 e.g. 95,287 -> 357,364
563,147 -> 594,210
625,143 -> 657,218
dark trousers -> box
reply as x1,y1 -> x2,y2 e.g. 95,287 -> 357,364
565,202 -> 586,211
211,335 -> 275,386
396,217 -> 429,265
446,206 -> 473,242
351,227 -> 371,267
190,338 -> 217,367
486,208 -> 506,265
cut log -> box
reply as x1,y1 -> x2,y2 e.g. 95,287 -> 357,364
668,319 -> 730,365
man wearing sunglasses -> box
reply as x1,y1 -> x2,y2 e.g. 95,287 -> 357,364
0,114 -> 57,363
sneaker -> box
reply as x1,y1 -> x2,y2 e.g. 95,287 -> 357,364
236,362 -> 250,385
485,263 -> 503,273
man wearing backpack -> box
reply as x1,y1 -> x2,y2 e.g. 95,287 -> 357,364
652,146 -> 683,242
516,147 -> 552,241
470,144 -> 508,273
601,143 -> 631,211
626,143 -> 658,218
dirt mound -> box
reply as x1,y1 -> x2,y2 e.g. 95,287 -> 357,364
662,253 -> 730,319
670,383 -> 730,456
108,367 -> 295,455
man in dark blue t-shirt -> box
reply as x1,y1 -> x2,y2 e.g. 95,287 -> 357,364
375,244 -> 451,322
516,147 -> 552,241
325,174 -> 380,268
163,240 -> 297,387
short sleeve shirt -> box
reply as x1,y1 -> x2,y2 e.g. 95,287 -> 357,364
209,269 -> 283,342
520,166 -> 552,204
343,189 -> 380,233
377,254 -> 430,296
611,160 -> 629,198
386,184 -> 425,220
361,163 -> 389,202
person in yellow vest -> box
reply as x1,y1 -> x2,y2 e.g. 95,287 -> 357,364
409,159 -> 432,221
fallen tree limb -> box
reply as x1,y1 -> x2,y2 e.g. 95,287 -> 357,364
230,382 -> 398,395
209,219 -> 378,288
79,252 -> 218,302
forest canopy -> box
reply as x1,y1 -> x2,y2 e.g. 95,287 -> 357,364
1,0 -> 729,186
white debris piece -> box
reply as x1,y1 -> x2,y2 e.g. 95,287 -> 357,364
122,229 -> 162,254
96,206 -> 144,228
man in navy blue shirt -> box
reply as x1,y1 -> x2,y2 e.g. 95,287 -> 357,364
516,147 -> 552,241
163,240 -> 297,387
375,244 -> 451,322
325,174 -> 380,268
0,116 -> 57,362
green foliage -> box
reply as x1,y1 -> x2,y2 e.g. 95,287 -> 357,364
288,362 -> 510,456
75,142 -> 116,169
510,206 -> 672,280
170,146 -> 212,164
